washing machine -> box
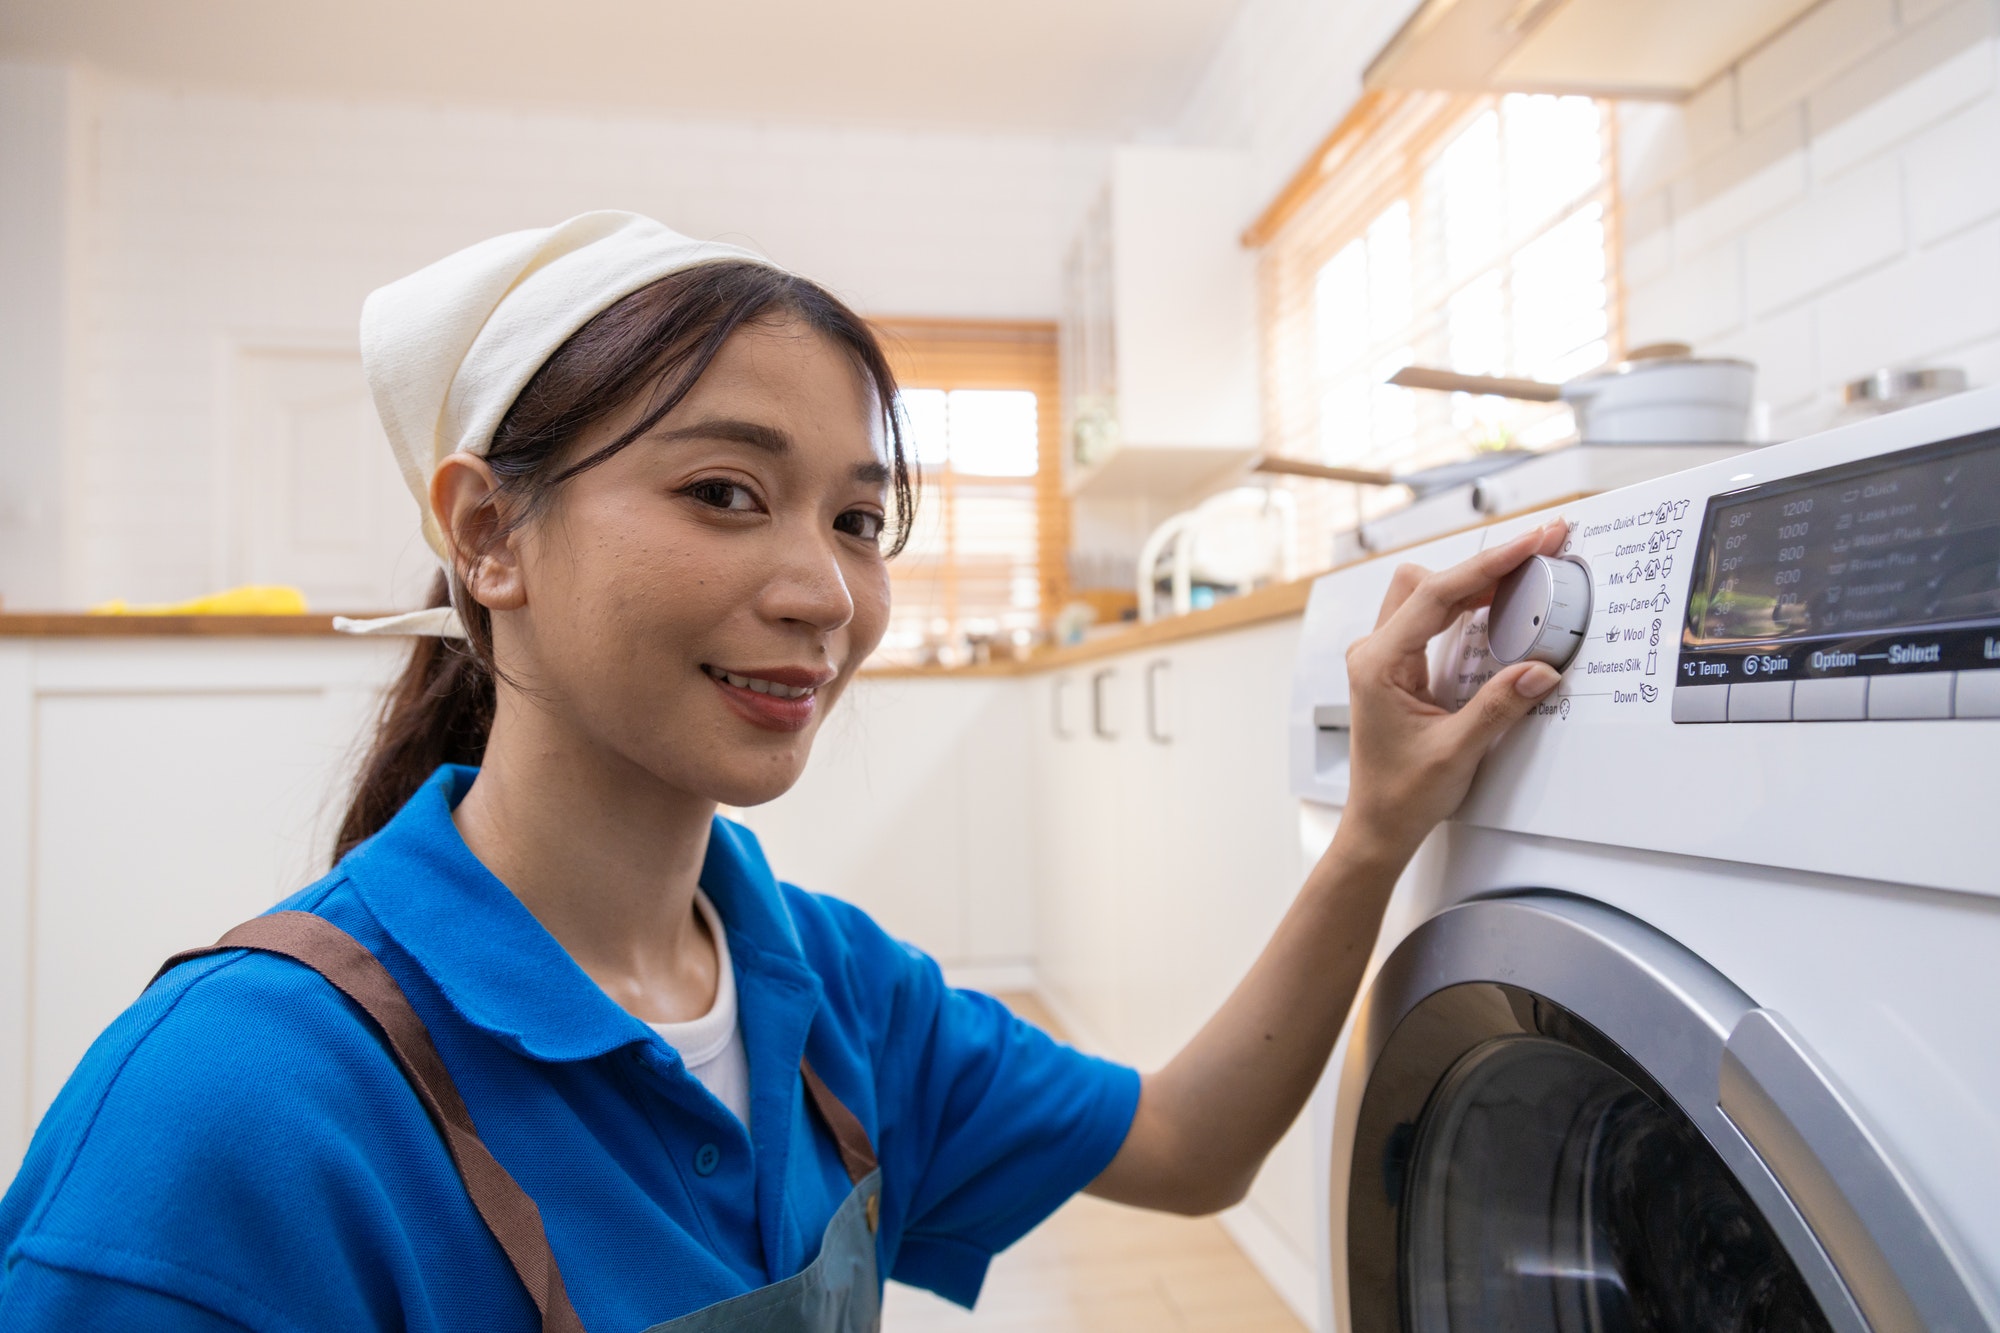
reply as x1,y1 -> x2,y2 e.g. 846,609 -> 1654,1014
1288,384 -> 2000,1333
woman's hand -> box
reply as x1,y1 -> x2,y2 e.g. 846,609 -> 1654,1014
1339,520 -> 1568,863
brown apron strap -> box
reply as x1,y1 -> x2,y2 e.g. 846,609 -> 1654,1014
153,912 -> 586,1333
799,1057 -> 878,1186
157,912 -> 885,1325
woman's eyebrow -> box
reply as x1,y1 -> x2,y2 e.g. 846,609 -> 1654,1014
656,416 -> 890,486
653,418 -> 792,454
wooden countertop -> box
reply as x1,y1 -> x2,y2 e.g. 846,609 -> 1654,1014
861,576 -> 1315,677
0,577 -> 1316,675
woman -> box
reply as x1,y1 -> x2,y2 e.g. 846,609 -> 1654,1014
0,213 -> 1564,1331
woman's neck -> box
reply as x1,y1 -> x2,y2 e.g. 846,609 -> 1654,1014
451,692 -> 721,1025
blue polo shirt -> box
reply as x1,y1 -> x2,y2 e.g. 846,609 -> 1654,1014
0,765 -> 1140,1331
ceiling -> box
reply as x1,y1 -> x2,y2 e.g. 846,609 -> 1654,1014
0,0 -> 1249,136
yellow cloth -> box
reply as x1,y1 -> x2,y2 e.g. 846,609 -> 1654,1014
89,585 -> 309,616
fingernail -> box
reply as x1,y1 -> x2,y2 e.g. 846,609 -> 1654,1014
1515,664 -> 1560,698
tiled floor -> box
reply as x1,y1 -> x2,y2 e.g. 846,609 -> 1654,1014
881,994 -> 1308,1333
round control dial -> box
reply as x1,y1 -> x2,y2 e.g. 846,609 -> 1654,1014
1487,554 -> 1593,670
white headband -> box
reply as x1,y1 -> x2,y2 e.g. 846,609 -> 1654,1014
334,211 -> 779,638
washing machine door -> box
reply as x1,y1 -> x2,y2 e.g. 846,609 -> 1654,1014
1343,895 -> 1995,1333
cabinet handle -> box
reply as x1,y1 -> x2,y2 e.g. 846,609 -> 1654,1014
1091,668 -> 1117,740
1052,677 -> 1073,740
1146,659 -> 1172,744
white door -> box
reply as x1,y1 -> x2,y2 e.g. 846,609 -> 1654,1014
230,347 -> 432,613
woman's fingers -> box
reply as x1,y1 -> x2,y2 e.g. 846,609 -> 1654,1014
1376,520 -> 1570,657
1450,660 -> 1561,749
1372,562 -> 1428,630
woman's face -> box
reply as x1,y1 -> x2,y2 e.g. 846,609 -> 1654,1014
482,316 -> 894,808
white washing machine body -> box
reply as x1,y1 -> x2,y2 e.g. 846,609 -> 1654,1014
1289,385 -> 2000,1333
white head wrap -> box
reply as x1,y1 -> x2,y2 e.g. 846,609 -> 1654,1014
334,211 -> 780,638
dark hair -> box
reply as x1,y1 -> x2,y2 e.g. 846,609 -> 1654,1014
333,261 -> 914,860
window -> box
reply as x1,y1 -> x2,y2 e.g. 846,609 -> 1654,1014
871,321 -> 1066,667
1251,91 -> 1622,566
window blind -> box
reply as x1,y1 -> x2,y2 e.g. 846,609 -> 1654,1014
1254,91 -> 1624,571
869,320 -> 1065,667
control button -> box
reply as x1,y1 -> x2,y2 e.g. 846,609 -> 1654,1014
1672,683 -> 1729,723
1728,680 -> 1794,722
1956,669 -> 2000,718
1488,555 -> 1593,670
694,1143 -> 721,1177
1868,672 -> 1954,720
1794,677 -> 1868,722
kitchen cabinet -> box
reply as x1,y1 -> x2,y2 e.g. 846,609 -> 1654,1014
731,673 -> 1036,986
0,633 -> 405,1169
1032,619 -> 1318,1317
1061,146 -> 1262,503
1366,0 -> 1821,100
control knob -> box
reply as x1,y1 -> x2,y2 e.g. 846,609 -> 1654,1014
1488,554 -> 1592,671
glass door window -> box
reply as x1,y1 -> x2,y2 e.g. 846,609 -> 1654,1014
1403,1034 -> 1832,1332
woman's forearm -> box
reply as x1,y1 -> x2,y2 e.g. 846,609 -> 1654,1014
1086,522 -> 1567,1214
1086,822 -> 1409,1212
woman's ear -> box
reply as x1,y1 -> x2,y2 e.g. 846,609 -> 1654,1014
431,454 -> 528,613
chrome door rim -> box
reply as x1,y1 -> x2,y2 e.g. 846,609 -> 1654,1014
1340,893 -> 1995,1333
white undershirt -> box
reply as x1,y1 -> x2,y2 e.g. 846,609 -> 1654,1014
647,889 -> 752,1127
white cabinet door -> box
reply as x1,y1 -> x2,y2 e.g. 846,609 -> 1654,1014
1159,623 -> 1318,1285
3,637 -> 403,1164
1031,667 -> 1131,1050
732,675 -> 1035,971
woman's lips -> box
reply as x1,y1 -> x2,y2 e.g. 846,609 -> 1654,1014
702,664 -> 830,733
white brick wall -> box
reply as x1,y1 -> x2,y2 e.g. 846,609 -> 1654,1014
1174,0 -> 2000,441
56,76 -> 1108,603
1622,0 -> 2000,439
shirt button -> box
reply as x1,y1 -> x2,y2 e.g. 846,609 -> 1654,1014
694,1143 -> 721,1177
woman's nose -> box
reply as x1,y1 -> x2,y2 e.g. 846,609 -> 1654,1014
763,527 -> 855,635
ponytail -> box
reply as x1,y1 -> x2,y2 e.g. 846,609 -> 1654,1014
333,571 -> 495,860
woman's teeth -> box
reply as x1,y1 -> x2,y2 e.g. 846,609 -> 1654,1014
705,665 -> 812,700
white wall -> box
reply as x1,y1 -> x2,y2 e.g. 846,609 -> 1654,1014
1620,0 -> 2000,438
0,66 -> 1109,608
0,63 -> 90,609
1173,0 -> 1419,228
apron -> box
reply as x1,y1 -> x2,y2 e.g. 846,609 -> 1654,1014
155,910 -> 883,1333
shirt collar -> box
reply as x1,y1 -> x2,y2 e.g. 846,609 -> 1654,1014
340,764 -> 818,1063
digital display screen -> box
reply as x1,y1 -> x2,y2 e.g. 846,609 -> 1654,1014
1679,426 -> 2000,684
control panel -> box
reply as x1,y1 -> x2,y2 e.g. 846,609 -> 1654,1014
1425,424 -> 2000,727
1673,424 -> 2000,723
1289,382 -> 2000,895
1438,491 -> 1696,724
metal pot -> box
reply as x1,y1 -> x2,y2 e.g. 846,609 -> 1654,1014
1389,343 -> 1758,444
1563,355 -> 1755,443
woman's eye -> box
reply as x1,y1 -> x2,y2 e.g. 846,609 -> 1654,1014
836,509 -> 884,543
685,479 -> 758,512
